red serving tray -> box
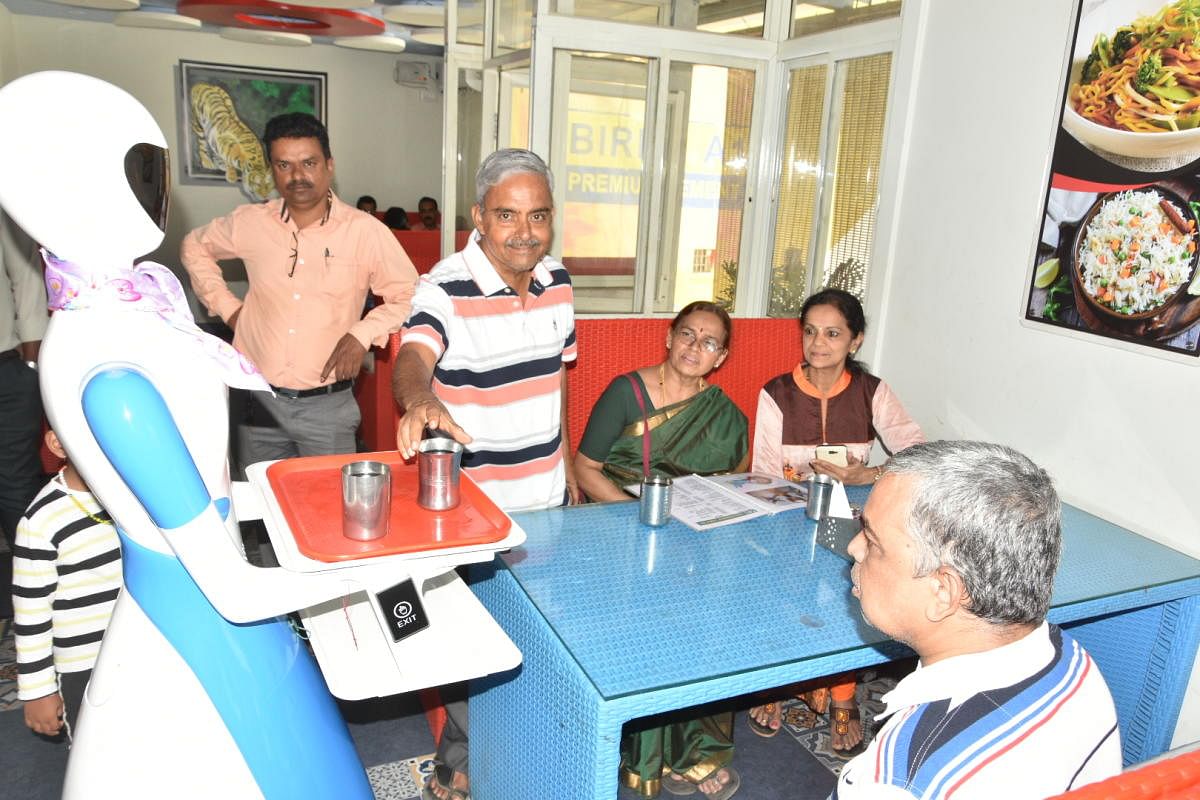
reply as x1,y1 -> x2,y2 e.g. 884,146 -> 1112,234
265,451 -> 511,562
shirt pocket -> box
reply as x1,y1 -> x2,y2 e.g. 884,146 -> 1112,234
320,255 -> 363,301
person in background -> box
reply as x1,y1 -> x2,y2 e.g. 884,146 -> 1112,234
181,112 -> 418,476
14,429 -> 121,741
574,300 -> 745,799
392,148 -> 577,800
384,206 -> 411,231
0,216 -> 48,620
356,195 -> 378,216
835,440 -> 1121,798
748,288 -> 923,758
416,196 -> 440,231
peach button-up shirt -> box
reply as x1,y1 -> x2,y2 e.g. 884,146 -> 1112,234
182,193 -> 417,389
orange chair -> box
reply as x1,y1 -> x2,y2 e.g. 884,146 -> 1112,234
1053,748 -> 1200,799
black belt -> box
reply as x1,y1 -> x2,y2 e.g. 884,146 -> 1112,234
0,348 -> 18,363
270,379 -> 353,399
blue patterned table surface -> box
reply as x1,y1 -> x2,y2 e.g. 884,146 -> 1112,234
506,488 -> 1200,700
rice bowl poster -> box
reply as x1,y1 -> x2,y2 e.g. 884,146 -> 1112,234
1027,0 -> 1200,357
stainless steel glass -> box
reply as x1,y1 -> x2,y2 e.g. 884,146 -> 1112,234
418,438 -> 465,511
639,475 -> 673,526
342,461 -> 391,541
805,473 -> 834,520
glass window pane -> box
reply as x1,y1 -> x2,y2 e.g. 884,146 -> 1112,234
768,51 -> 891,315
769,64 -> 827,316
820,51 -> 891,300
553,0 -> 767,38
656,63 -> 755,314
791,0 -> 901,38
555,53 -> 651,313
494,0 -> 533,53
457,0 -> 485,45
456,75 -> 484,232
500,66 -> 531,149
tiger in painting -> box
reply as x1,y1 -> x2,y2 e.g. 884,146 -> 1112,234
189,82 -> 274,202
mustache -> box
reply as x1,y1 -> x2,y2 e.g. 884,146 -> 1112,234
286,181 -> 314,190
505,236 -> 542,248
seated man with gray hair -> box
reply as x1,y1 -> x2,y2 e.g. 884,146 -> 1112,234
836,440 -> 1121,799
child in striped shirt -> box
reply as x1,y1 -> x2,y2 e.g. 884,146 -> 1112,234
12,429 -> 121,740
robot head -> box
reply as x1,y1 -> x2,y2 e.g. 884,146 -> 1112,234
0,71 -> 168,268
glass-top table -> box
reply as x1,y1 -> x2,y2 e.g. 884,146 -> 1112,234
469,492 -> 1200,800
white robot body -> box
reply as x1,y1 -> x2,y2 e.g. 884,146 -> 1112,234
62,588 -> 259,798
0,71 -> 524,800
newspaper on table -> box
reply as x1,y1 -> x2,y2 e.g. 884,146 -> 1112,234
655,472 -> 810,532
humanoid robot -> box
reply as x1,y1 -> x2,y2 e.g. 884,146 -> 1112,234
0,72 -> 521,799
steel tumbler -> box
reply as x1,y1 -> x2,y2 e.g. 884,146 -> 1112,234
639,475 -> 673,526
342,460 -> 391,541
417,437 -> 464,511
806,473 -> 834,520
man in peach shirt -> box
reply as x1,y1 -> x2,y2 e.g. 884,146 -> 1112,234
182,113 -> 417,473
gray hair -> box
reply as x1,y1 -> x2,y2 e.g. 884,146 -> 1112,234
883,440 -> 1061,626
475,148 -> 554,207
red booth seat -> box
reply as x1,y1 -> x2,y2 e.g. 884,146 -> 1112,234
392,230 -> 471,275
355,316 -> 803,456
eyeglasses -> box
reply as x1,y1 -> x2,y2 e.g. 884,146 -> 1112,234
673,328 -> 724,353
287,231 -> 299,278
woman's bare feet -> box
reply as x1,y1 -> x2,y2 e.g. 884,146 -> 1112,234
830,698 -> 863,754
697,768 -> 733,797
748,702 -> 781,737
423,766 -> 470,800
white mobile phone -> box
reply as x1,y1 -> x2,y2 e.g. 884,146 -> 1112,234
814,444 -> 849,467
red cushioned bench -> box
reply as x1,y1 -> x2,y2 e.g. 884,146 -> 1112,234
355,316 -> 804,455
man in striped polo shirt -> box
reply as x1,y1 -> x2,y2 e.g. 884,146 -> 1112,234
392,148 -> 577,800
394,148 -> 578,512
835,441 -> 1121,799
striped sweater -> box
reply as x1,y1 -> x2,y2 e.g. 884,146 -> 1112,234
833,623 -> 1121,799
402,232 -> 576,512
12,473 -> 122,701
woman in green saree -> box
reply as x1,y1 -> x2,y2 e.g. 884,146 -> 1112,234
574,301 -> 748,800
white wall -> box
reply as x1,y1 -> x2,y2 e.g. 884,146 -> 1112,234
0,5 -> 14,84
877,0 -> 1199,748
4,15 -> 443,316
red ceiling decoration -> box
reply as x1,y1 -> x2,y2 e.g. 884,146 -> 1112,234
177,0 -> 384,36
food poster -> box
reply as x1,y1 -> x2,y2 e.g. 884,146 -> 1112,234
1028,0 -> 1200,356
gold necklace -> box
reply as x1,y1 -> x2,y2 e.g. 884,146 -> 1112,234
66,492 -> 111,526
658,362 -> 705,405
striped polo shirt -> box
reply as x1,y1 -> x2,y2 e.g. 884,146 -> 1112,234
833,623 -> 1121,799
13,474 -> 122,701
402,233 -> 576,512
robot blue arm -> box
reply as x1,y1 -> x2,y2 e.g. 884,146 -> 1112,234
82,367 -> 364,621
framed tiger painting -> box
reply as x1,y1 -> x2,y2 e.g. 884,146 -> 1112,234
177,61 -> 327,202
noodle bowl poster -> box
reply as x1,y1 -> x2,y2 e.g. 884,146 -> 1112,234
1027,0 -> 1200,357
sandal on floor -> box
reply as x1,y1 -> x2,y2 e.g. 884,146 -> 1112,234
664,767 -> 741,800
662,772 -> 698,796
830,705 -> 867,761
747,702 -> 781,738
422,764 -> 471,800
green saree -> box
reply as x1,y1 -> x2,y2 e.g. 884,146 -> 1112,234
601,378 -> 748,796
601,382 -> 748,490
